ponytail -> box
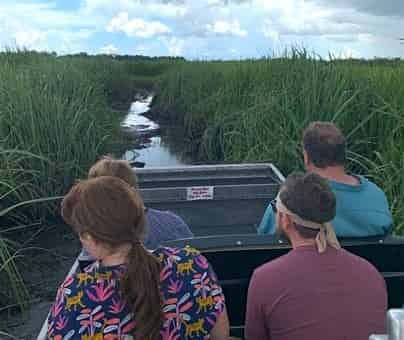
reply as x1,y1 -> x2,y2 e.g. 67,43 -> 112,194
121,242 -> 163,340
62,177 -> 162,338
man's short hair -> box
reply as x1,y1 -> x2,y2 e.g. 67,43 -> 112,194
279,172 -> 336,239
303,122 -> 346,168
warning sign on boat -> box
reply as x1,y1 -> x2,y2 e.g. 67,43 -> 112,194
186,186 -> 214,201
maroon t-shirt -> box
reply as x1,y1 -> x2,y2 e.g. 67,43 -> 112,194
245,246 -> 387,340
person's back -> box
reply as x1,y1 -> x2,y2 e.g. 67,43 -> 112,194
49,246 -> 227,339
246,246 -> 387,340
258,122 -> 392,237
247,172 -> 387,340
330,176 -> 391,236
145,208 -> 193,249
258,175 -> 392,237
48,177 -> 229,339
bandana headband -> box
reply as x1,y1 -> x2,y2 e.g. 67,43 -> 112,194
276,196 -> 341,253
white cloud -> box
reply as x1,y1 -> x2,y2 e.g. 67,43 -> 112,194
329,46 -> 362,59
358,33 -> 375,44
262,20 -> 280,41
0,1 -> 97,54
160,36 -> 185,56
0,0 -> 404,59
0,1 -> 95,29
309,0 -> 404,17
48,29 -> 95,54
0,17 -> 48,51
83,0 -> 187,18
144,2 -> 187,17
100,43 -> 119,54
206,20 -> 247,37
134,45 -> 151,54
258,0 -> 364,38
107,12 -> 171,38
207,0 -> 222,5
14,29 -> 47,50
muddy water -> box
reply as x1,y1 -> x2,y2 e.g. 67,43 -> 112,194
121,95 -> 190,167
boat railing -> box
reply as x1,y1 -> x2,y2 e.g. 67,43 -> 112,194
369,308 -> 404,339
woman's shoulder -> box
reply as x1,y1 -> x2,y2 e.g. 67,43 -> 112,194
153,246 -> 218,287
153,245 -> 198,255
53,263 -> 124,305
153,246 -> 207,266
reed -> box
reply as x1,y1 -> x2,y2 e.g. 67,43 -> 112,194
2,49 -> 404,320
1,50 -> 177,317
154,53 -> 404,233
0,51 -> 171,316
1,201 -> 30,317
0,51 -> 173,219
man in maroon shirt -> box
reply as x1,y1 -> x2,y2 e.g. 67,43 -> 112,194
245,172 -> 387,340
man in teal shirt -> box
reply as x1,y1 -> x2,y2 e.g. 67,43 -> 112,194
259,122 -> 393,237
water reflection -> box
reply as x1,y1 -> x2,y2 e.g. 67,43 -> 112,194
121,96 -> 159,133
134,136 -> 187,167
121,95 -> 188,167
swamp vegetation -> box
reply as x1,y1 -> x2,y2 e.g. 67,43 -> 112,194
1,50 -> 404,330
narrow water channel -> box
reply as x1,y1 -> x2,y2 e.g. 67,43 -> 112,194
5,95 -> 194,339
121,95 -> 190,167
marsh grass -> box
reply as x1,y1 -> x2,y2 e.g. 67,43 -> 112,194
1,53 -> 113,217
2,49 -> 404,320
0,51 -> 177,315
0,224 -> 29,316
0,51 -> 173,218
155,53 -> 404,233
0,51 -> 176,317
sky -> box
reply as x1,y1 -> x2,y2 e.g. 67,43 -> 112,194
0,0 -> 403,59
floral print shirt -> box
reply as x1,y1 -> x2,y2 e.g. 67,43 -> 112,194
47,246 -> 225,339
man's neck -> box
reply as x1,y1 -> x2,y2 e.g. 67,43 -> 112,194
290,237 -> 317,249
310,166 -> 359,185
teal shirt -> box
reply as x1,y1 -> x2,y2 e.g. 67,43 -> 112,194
258,175 -> 393,237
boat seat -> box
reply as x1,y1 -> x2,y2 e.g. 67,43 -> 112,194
165,234 -> 404,338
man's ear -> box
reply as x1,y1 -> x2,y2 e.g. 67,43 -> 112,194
277,211 -> 288,230
303,149 -> 310,168
280,212 -> 294,232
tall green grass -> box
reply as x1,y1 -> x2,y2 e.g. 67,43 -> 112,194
1,196 -> 34,317
154,53 -> 404,232
1,53 -> 116,218
0,51 -> 173,220
0,51 -> 173,315
0,148 -> 48,318
0,51 -> 113,316
2,49 -> 404,318
60,54 -> 182,109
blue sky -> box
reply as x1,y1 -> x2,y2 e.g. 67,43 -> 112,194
0,0 -> 403,59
